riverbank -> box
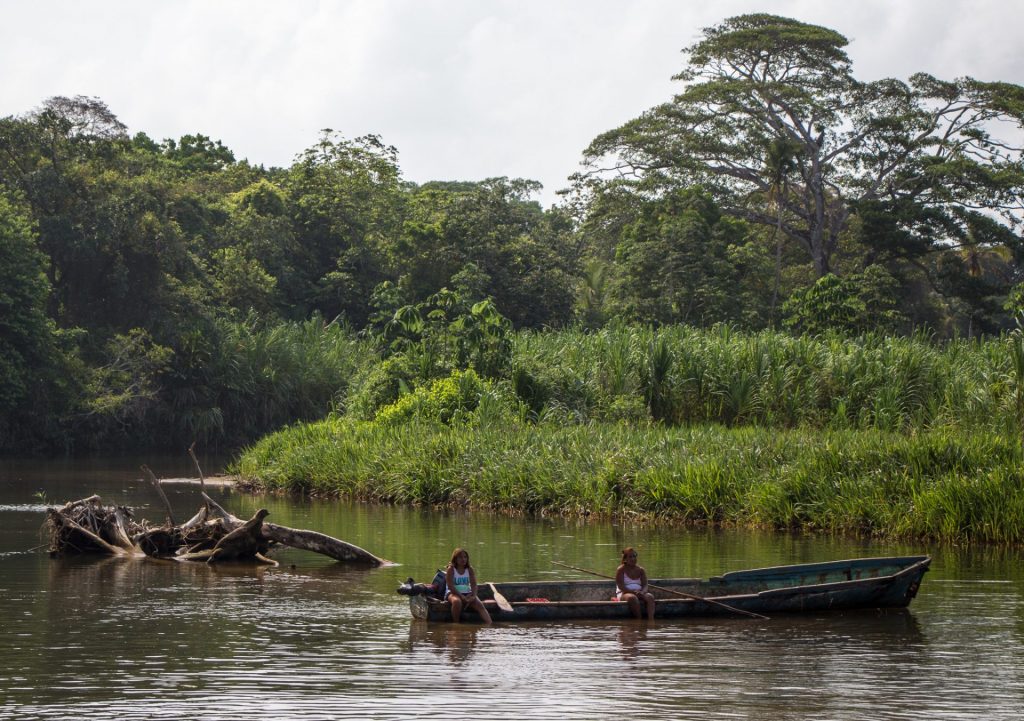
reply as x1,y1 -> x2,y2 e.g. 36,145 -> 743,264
232,418 -> 1024,545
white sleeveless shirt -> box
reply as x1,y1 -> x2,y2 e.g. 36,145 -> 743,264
449,567 -> 471,595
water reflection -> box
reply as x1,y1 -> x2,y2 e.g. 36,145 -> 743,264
2,461 -> 1024,720
407,622 -> 480,665
616,622 -> 647,661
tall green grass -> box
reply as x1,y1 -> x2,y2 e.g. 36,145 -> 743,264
234,324 -> 1024,544
511,326 -> 1022,436
234,418 -> 1024,544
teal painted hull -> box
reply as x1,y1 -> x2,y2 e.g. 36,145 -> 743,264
408,555 -> 931,623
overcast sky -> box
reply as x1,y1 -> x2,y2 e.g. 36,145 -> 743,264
2,1 -> 1022,206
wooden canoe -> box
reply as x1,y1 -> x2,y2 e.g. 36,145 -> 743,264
405,555 -> 931,623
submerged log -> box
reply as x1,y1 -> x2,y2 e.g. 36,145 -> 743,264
43,493 -> 390,566
262,523 -> 384,565
194,490 -> 391,566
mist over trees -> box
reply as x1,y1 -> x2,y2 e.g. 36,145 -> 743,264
1,14 -> 1022,454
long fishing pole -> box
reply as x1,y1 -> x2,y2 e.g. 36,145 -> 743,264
552,560 -> 769,620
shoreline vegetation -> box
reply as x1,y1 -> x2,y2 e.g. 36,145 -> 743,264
233,325 -> 1024,546
4,16 -> 1024,545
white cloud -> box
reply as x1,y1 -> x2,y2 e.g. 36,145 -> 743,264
1,0 -> 1021,206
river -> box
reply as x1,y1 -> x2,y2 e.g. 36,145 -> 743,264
1,456 -> 1022,720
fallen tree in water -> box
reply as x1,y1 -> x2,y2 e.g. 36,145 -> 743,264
44,495 -> 138,556
43,452 -> 390,566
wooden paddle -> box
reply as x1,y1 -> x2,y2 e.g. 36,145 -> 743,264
487,582 -> 514,613
552,561 -> 769,620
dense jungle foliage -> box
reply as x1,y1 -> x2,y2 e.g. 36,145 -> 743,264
1,14 -> 1023,458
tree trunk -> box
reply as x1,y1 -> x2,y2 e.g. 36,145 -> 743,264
262,523 -> 388,565
813,246 -> 830,277
205,509 -> 271,562
809,155 -> 831,278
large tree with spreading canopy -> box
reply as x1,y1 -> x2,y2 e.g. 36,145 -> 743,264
578,14 -> 1024,279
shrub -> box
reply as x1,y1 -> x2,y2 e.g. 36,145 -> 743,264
346,354 -> 418,420
374,368 -> 487,426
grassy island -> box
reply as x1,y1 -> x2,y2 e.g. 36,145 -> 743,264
234,326 -> 1024,545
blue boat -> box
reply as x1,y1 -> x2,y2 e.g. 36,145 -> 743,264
404,555 -> 931,623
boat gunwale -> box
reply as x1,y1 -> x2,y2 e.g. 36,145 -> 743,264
409,555 -> 932,621
415,556 -> 931,610
492,555 -> 931,598
748,555 -> 931,598
711,555 -> 931,582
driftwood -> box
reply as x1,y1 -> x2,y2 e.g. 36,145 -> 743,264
196,491 -> 386,564
43,462 -> 391,566
187,442 -> 210,508
176,509 -> 275,564
262,523 -> 384,564
44,496 -> 139,555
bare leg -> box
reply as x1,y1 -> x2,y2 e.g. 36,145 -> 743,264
623,592 -> 642,619
448,593 -> 464,622
470,597 -> 493,624
642,592 -> 656,620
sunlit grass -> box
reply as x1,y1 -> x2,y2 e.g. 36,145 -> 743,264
233,324 -> 1024,544
234,418 -> 1024,544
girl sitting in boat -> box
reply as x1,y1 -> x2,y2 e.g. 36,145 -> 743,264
445,547 -> 492,624
616,547 -> 656,620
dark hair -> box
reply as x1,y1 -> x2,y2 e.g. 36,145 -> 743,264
450,547 -> 470,567
621,547 -> 638,562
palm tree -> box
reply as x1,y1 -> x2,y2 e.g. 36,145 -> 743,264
578,260 -> 609,329
954,222 -> 1014,337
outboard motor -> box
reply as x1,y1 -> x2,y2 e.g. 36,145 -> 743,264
396,570 -> 446,598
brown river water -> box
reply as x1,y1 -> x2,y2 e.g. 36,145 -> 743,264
1,455 -> 1022,720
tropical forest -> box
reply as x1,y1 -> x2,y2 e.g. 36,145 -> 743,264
3,14 -> 1024,544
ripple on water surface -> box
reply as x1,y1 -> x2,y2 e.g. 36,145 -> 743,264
0,485 -> 1023,720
